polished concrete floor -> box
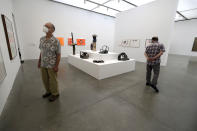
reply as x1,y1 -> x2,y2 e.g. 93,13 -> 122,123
0,55 -> 197,131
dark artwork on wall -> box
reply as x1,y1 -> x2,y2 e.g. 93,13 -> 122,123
192,37 -> 197,52
1,14 -> 17,60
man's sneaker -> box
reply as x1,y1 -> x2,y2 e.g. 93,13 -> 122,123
42,93 -> 51,98
146,82 -> 151,86
150,85 -> 159,93
48,94 -> 59,102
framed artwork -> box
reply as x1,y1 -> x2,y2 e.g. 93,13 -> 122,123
77,39 -> 85,46
1,14 -> 17,60
0,47 -> 7,82
56,37 -> 64,46
68,38 -> 73,45
192,37 -> 197,52
120,39 -> 140,48
145,39 -> 152,48
130,39 -> 140,48
120,40 -> 130,47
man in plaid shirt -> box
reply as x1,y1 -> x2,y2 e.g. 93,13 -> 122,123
144,37 -> 165,93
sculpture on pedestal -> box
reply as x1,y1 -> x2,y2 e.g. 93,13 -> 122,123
71,32 -> 77,55
118,52 -> 129,61
91,34 -> 97,51
80,51 -> 89,59
99,45 -> 109,54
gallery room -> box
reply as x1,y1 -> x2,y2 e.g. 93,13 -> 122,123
0,0 -> 197,130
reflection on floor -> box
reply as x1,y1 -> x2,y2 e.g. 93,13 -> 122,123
0,55 -> 197,131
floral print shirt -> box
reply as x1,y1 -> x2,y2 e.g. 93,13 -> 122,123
39,36 -> 61,68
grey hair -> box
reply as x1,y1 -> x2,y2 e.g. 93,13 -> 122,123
51,24 -> 55,32
46,22 -> 55,32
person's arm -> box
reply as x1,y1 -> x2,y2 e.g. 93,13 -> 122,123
144,52 -> 149,60
53,54 -> 61,72
38,38 -> 42,68
38,53 -> 41,68
152,51 -> 163,60
53,40 -> 61,72
152,44 -> 165,60
144,52 -> 152,61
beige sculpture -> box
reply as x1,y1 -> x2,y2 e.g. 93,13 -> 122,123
91,34 -> 97,51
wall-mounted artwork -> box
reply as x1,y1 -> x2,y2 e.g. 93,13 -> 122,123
77,39 -> 85,46
192,37 -> 197,52
120,40 -> 130,47
130,39 -> 140,48
0,47 -> 7,82
145,39 -> 152,48
1,14 -> 17,60
68,38 -> 73,45
120,39 -> 140,48
56,37 -> 64,46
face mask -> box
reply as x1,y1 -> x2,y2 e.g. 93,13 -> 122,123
43,26 -> 49,33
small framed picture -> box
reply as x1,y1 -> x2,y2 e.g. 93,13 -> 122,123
145,39 -> 152,48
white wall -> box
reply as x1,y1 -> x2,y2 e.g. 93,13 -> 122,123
114,0 -> 178,66
13,0 -> 115,60
170,19 -> 197,56
0,0 -> 21,115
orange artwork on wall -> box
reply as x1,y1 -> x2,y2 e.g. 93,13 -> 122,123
56,37 -> 64,46
68,38 -> 73,45
77,39 -> 85,46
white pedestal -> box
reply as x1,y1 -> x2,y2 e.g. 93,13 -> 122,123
68,52 -> 135,80
82,50 -> 118,61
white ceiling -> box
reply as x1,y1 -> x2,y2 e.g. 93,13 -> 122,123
52,0 -> 197,21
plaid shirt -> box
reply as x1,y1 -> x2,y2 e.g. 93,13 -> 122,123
145,43 -> 165,65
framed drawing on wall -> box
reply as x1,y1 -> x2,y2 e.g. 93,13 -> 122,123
192,37 -> 197,52
130,39 -> 140,48
0,47 -> 7,82
120,40 -> 130,47
145,39 -> 152,48
120,39 -> 140,48
1,14 -> 17,60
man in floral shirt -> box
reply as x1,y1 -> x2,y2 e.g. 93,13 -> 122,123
144,37 -> 165,93
38,22 -> 61,102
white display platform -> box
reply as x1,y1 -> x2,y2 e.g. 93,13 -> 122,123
68,51 -> 135,80
83,50 -> 118,61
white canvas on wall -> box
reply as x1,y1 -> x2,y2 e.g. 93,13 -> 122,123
0,47 -> 6,82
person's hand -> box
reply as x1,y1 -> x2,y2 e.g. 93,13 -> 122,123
53,66 -> 58,72
38,62 -> 41,68
147,57 -> 151,61
147,57 -> 154,61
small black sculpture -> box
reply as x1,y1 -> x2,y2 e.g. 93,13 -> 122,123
99,45 -> 109,54
80,51 -> 89,59
93,60 -> 104,63
118,52 -> 129,61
